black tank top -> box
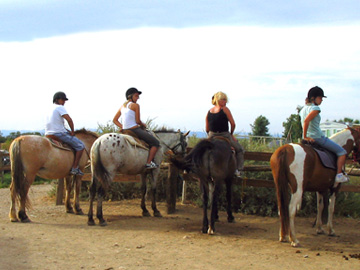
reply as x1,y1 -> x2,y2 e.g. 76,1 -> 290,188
207,109 -> 229,133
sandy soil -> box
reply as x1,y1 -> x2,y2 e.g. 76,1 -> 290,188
0,183 -> 359,270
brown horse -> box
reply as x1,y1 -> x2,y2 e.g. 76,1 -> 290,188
171,138 -> 236,234
9,129 -> 98,222
270,127 -> 360,247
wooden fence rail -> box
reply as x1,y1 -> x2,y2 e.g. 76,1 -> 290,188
1,151 -> 360,213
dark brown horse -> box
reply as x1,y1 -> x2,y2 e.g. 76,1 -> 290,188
172,138 -> 236,234
270,127 -> 360,247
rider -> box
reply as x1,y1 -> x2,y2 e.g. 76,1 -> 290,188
113,87 -> 160,169
205,91 -> 245,177
45,92 -> 85,175
299,86 -> 348,183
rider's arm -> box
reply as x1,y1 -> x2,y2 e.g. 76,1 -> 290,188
113,107 -> 123,129
131,103 -> 146,128
303,110 -> 319,142
62,114 -> 75,135
223,107 -> 236,135
205,114 -> 210,134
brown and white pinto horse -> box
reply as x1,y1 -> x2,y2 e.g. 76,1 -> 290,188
270,127 -> 360,247
9,129 -> 98,222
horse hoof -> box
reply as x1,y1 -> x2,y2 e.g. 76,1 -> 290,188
316,229 -> 325,235
142,211 -> 151,217
10,217 -> 19,222
207,228 -> 215,235
227,217 -> 235,223
66,209 -> 74,214
99,221 -> 108,227
75,210 -> 84,216
87,220 -> 96,226
279,237 -> 287,243
328,232 -> 336,237
153,211 -> 162,218
21,218 -> 31,223
291,241 -> 300,247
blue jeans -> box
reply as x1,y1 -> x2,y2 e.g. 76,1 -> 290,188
52,132 -> 85,151
314,136 -> 347,157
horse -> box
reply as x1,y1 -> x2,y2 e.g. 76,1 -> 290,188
87,129 -> 189,226
270,127 -> 360,247
9,129 -> 99,222
171,138 -> 236,234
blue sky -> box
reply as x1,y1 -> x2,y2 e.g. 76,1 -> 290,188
1,1 -> 360,135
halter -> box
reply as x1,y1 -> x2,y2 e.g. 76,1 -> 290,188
154,131 -> 187,155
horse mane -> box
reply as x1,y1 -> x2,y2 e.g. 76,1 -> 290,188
154,127 -> 176,133
74,128 -> 99,138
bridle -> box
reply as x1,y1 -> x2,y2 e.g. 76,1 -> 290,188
154,131 -> 187,156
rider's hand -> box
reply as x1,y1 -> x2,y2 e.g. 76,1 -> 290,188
304,137 -> 315,143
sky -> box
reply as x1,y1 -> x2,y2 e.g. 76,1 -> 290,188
1,0 -> 360,136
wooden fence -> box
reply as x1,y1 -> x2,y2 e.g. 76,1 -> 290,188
2,151 -> 360,213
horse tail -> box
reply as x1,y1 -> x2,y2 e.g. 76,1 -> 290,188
9,138 -> 31,209
270,146 -> 290,237
189,139 -> 214,168
91,139 -> 111,190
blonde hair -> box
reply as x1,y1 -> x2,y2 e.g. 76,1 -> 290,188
211,91 -> 228,106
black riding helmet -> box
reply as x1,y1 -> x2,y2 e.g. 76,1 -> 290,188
53,91 -> 68,103
125,87 -> 142,100
307,86 -> 327,100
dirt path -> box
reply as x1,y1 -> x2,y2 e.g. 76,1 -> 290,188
0,184 -> 359,270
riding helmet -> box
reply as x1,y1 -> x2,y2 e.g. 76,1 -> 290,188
53,92 -> 68,103
125,87 -> 142,100
307,86 -> 327,100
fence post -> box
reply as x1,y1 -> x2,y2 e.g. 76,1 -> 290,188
0,152 -> 4,183
181,179 -> 187,204
166,164 -> 178,214
56,178 -> 64,205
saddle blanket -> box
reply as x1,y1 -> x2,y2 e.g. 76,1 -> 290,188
302,141 -> 336,170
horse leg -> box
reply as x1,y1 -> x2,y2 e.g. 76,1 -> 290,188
18,174 -> 34,223
327,192 -> 337,236
149,170 -> 162,217
64,176 -> 74,213
209,182 -> 220,235
201,182 -> 209,234
140,174 -> 150,217
225,177 -> 235,223
315,192 -> 325,234
96,184 -> 107,226
73,175 -> 84,215
9,181 -> 19,222
288,190 -> 302,247
87,176 -> 97,226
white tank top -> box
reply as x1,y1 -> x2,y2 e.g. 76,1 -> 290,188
121,102 -> 138,129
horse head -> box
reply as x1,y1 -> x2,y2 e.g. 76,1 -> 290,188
154,129 -> 190,156
347,127 -> 360,163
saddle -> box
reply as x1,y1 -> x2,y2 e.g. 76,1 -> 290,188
301,140 -> 336,170
209,136 -> 235,154
119,129 -> 149,150
45,135 -> 73,152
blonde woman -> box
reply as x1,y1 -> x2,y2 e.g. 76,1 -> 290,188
205,91 -> 244,176
113,87 -> 160,169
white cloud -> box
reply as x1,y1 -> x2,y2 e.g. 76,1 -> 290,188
1,25 -> 360,134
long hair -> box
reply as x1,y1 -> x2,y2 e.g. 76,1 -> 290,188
211,91 -> 228,106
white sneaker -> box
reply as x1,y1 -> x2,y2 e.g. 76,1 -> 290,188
145,161 -> 159,170
335,173 -> 349,183
234,169 -> 242,177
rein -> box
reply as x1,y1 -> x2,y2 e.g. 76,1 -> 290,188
154,131 -> 187,155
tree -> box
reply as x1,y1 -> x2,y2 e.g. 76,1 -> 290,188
282,106 -> 303,142
0,131 -> 5,143
250,115 -> 270,136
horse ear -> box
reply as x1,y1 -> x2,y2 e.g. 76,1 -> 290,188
184,131 -> 190,137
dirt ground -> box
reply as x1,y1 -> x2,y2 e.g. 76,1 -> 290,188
0,184 -> 359,270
